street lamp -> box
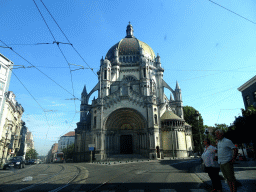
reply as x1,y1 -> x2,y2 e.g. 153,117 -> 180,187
195,111 -> 202,156
205,129 -> 209,139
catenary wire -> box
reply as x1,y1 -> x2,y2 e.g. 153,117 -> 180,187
208,0 -> 256,24
8,68 -> 52,143
0,40 -> 78,99
216,108 -> 241,124
40,0 -> 97,76
33,0 -> 78,138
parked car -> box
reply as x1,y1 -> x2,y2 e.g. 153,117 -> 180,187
28,159 -> 36,165
3,156 -> 25,169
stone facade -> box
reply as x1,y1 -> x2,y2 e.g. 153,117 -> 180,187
238,75 -> 256,109
0,91 -> 24,164
0,53 -> 13,136
26,131 -> 34,152
57,131 -> 75,152
17,121 -> 28,158
75,23 -> 194,162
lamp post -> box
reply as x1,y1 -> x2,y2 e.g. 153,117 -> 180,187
195,111 -> 202,156
205,129 -> 209,139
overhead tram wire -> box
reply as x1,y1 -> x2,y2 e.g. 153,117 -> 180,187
40,0 -> 97,77
33,0 -> 78,137
6,67 -> 52,142
216,108 -> 241,124
208,0 -> 256,25
0,39 -> 78,100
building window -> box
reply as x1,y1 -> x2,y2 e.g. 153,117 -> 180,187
94,116 -> 96,127
154,114 -> 158,124
0,81 -> 4,90
246,95 -> 250,106
143,68 -> 146,77
254,91 -> 256,101
104,70 -> 107,79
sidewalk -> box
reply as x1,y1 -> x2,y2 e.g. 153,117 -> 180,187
193,158 -> 256,192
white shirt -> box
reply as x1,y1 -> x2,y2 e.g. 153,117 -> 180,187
201,145 -> 219,167
217,137 -> 236,165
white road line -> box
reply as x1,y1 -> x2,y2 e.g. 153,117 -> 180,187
128,190 -> 144,192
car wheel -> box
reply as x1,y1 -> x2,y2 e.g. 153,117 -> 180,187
3,167 -> 6,170
19,164 -> 22,169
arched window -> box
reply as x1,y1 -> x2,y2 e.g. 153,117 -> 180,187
133,56 -> 135,62
94,117 -> 96,127
154,114 -> 158,124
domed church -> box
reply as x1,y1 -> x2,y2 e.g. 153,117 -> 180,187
74,23 -> 194,162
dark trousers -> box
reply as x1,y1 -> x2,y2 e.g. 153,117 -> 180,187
205,167 -> 222,190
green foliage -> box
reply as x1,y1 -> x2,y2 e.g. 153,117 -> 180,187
183,106 -> 204,153
25,149 -> 38,160
232,105 -> 256,145
62,143 -> 75,160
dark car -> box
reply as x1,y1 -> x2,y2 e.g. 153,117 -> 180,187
3,156 -> 25,169
28,159 -> 36,165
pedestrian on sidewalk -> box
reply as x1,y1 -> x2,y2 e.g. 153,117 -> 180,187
201,138 -> 222,192
215,129 -> 238,192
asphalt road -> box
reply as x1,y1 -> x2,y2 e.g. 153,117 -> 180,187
0,158 -> 211,192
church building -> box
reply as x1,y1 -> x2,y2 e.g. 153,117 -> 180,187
75,23 -> 194,162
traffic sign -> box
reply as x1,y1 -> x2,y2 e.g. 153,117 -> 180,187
89,147 -> 94,151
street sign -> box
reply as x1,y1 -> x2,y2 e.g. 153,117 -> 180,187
89,147 -> 94,151
88,144 -> 95,147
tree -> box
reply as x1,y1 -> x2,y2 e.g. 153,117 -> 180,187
25,149 -> 38,160
233,105 -> 256,158
62,143 -> 74,160
183,106 -> 204,153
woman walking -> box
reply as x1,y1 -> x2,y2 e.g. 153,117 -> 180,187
201,138 -> 222,192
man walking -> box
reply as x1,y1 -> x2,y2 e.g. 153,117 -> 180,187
215,129 -> 238,192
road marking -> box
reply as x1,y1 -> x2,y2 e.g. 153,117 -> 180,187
101,191 -> 115,192
22,176 -> 33,181
128,190 -> 144,192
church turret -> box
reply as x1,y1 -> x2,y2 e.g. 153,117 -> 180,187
81,85 -> 88,104
156,53 -> 161,68
175,81 -> 182,101
125,22 -> 134,38
174,81 -> 184,119
112,47 -> 119,65
100,57 -> 111,97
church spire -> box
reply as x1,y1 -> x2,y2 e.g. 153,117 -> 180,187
175,81 -> 180,90
82,85 -> 88,96
126,21 -> 134,38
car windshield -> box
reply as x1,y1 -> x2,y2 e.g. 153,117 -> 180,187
8,157 -> 21,161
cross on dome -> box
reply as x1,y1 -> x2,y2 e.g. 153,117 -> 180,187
126,22 -> 134,38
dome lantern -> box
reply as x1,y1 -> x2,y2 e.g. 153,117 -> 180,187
126,21 -> 134,38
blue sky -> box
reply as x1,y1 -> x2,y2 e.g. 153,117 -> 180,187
1,0 -> 256,156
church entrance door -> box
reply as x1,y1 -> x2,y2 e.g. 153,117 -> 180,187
120,135 -> 133,154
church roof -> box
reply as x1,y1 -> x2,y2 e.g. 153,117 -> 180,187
161,110 -> 184,121
184,122 -> 192,127
63,131 -> 75,137
106,23 -> 155,61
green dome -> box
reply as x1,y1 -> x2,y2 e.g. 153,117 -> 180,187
161,110 -> 184,121
106,23 -> 155,62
